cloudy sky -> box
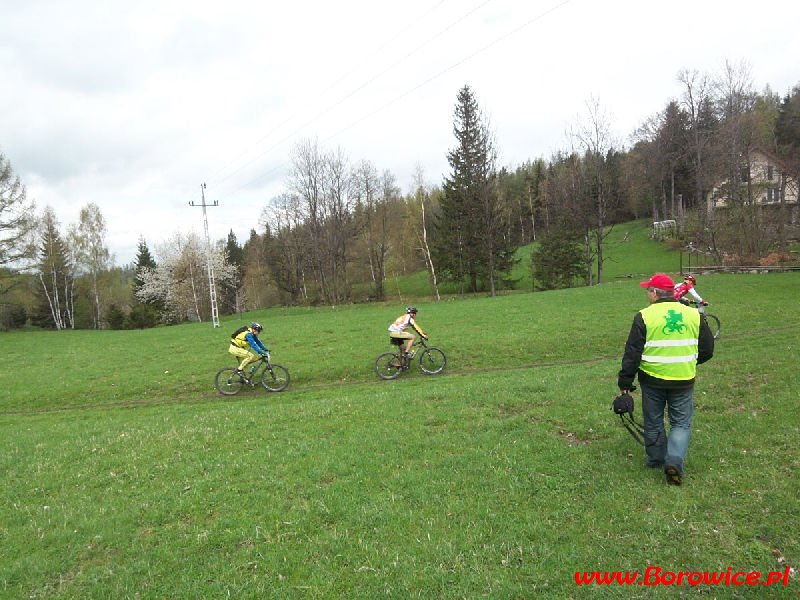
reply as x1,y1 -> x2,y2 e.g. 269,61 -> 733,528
2,0 -> 798,265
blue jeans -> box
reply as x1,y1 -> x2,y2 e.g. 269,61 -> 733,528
640,384 -> 694,473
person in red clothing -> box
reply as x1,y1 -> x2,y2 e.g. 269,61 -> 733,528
673,274 -> 707,306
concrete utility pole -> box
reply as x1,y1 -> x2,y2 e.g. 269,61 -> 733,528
190,183 -> 220,327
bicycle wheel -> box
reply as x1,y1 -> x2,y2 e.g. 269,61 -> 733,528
375,352 -> 403,380
261,364 -> 290,392
419,347 -> 446,375
215,367 -> 244,395
704,313 -> 721,339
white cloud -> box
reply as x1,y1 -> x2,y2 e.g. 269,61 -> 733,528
2,0 -> 799,264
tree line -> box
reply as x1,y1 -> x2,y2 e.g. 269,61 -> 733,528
2,62 -> 799,329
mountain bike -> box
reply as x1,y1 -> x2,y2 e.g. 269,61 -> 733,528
685,300 -> 721,339
215,353 -> 290,395
374,338 -> 446,380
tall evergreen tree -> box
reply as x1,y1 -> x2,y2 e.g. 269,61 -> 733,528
220,229 -> 244,314
434,85 -> 515,295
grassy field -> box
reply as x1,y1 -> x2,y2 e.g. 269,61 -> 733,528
1,232 -> 799,598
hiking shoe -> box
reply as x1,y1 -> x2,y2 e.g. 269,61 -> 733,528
646,461 -> 664,469
664,464 -> 682,485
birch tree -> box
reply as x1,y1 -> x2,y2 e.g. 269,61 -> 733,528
410,165 -> 440,301
36,207 -> 74,329
69,203 -> 111,329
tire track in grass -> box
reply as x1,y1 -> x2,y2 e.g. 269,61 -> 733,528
4,323 -> 798,416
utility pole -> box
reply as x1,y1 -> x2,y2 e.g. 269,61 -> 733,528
190,183 -> 220,327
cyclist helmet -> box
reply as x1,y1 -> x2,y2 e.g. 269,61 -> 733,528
684,274 -> 696,285
250,322 -> 263,332
406,306 -> 417,314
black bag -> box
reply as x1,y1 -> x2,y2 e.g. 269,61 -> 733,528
612,391 -> 647,446
231,326 -> 248,339
612,392 -> 635,415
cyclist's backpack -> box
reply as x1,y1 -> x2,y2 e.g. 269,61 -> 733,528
231,326 -> 249,339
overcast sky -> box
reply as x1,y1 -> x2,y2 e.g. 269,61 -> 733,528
2,0 -> 799,265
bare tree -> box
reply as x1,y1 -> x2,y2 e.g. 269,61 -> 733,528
678,68 -> 714,213
712,60 -> 768,258
570,96 -> 618,285
288,139 -> 328,302
261,194 -> 308,305
321,147 -> 353,303
352,160 -> 390,300
411,164 -> 440,301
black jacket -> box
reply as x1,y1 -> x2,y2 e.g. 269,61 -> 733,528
618,298 -> 714,390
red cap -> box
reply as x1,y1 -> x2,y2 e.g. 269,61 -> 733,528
639,273 -> 675,291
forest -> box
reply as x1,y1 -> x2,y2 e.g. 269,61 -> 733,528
2,63 -> 799,330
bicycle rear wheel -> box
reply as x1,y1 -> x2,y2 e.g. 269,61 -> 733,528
419,347 -> 446,375
375,352 -> 403,380
704,313 -> 721,339
261,364 -> 290,392
215,367 -> 244,395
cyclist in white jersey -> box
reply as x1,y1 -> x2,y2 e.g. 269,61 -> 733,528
388,306 -> 428,358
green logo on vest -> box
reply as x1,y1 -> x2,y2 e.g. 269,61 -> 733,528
662,309 -> 687,335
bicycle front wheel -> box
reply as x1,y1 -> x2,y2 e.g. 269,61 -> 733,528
419,347 -> 446,375
215,367 -> 244,395
261,364 -> 290,392
375,352 -> 403,380
704,313 -> 721,339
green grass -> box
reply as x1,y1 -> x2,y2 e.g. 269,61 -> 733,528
1,254 -> 799,596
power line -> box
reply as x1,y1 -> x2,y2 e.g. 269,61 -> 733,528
207,1 -> 451,191
217,0 -> 571,198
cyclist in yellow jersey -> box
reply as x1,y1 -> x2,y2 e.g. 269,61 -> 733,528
229,322 -> 269,379
388,306 -> 428,358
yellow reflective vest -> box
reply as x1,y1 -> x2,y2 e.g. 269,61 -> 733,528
638,302 -> 700,381
231,328 -> 255,349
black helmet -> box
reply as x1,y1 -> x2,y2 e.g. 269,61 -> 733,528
250,322 -> 263,332
406,306 -> 417,314
684,274 -> 696,285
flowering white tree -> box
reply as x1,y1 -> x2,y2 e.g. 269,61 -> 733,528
135,231 -> 238,323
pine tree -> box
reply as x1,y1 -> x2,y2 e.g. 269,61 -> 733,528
220,230 -> 244,314
434,85 -> 516,295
